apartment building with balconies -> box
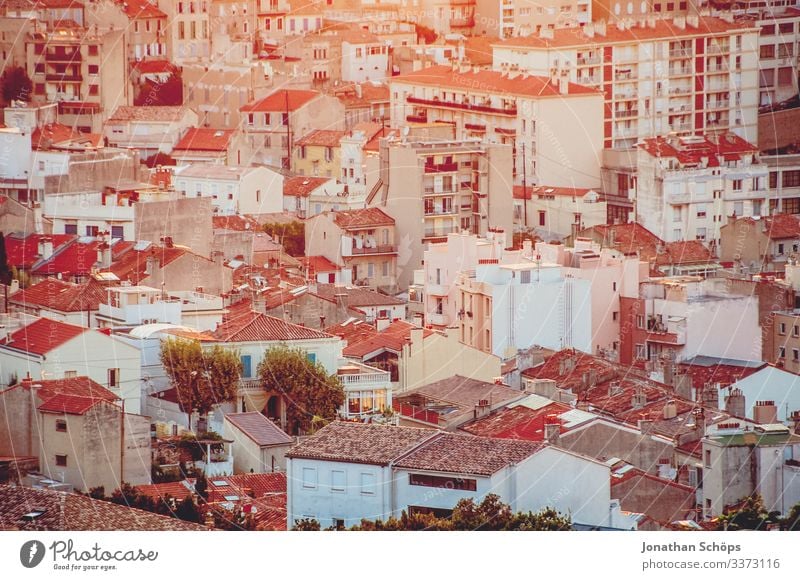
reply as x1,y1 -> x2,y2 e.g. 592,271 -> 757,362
159,0 -> 211,62
492,16 -> 761,150
474,0 -> 590,38
372,138 -> 514,289
636,133 -> 768,245
389,64 -> 604,187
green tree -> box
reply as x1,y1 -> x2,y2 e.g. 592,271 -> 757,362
263,220 -> 304,256
257,345 -> 344,435
783,502 -> 800,530
293,518 -> 321,531
506,507 -> 573,531
1,66 -> 32,103
159,338 -> 242,429
451,494 -> 512,530
717,495 -> 781,531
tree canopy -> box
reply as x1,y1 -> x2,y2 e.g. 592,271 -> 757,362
257,345 -> 344,435
134,73 -> 183,106
263,221 -> 304,257
1,66 -> 32,103
159,338 -> 242,421
0,232 -> 12,286
716,494 -> 783,531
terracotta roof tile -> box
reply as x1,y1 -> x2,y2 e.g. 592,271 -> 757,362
106,245 -> 188,284
300,255 -> 340,275
37,393 -> 107,415
107,106 -> 188,123
331,207 -> 395,229
131,59 -> 176,74
9,278 -> 112,313
764,214 -> 800,240
639,133 -> 758,167
392,65 -> 601,98
286,422 -> 436,465
461,402 -> 573,440
31,123 -> 101,150
4,234 -> 75,269
394,432 -> 544,476
8,376 -> 118,403
173,127 -> 236,152
212,310 -> 333,342
295,129 -> 347,148
339,320 -> 431,358
313,283 -> 404,307
240,89 -> 320,113
514,185 -> 593,200
283,176 -> 331,198
3,318 -> 87,356
332,82 -> 390,108
0,484 -> 205,531
118,0 -> 166,19
224,412 -> 292,446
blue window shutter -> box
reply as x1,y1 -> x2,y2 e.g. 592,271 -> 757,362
306,352 -> 316,364
241,355 -> 252,378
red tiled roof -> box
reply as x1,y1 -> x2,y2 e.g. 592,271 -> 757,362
3,318 -> 87,356
283,176 -> 331,198
212,214 -> 263,231
135,481 -> 194,503
392,65 -> 601,98
678,361 -> 763,390
394,432 -> 545,476
31,123 -> 101,150
37,393 -> 107,415
108,106 -> 188,123
610,466 -> 695,493
364,127 -> 398,153
31,239 -> 130,278
173,128 -> 236,152
332,82 -> 390,108
106,245 -> 188,284
658,240 -> 714,266
224,412 -> 292,446
331,207 -> 394,229
461,402 -> 573,441
212,310 -> 333,342
639,133 -> 758,168
205,473 -> 287,501
295,129 -> 347,148
325,319 -> 378,344
300,255 -> 340,275
514,185 -> 593,200
9,278 -> 112,313
764,214 -> 800,240
341,320 -> 432,358
4,234 -> 75,269
495,16 -> 755,49
313,284 -> 405,308
240,89 -> 320,113
132,59 -> 175,74
118,0 -> 166,19
8,376 -> 118,403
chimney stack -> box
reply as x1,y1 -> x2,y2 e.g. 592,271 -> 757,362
638,416 -> 654,434
97,242 -> 112,269
753,400 -> 778,425
38,236 -> 54,260
790,410 -> 800,434
631,385 -> 647,409
700,383 -> 719,410
544,415 -> 561,445
724,387 -> 746,418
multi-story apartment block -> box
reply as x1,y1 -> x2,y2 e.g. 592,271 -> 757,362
293,130 -> 346,178
492,16 -> 761,149
26,17 -> 128,132
160,0 -> 212,62
305,207 -> 399,291
240,89 -> 345,169
636,133 -> 768,244
373,138 -> 514,288
389,65 -> 604,186
86,0 -> 168,63
173,164 -> 283,215
746,10 -> 800,106
474,0 -> 591,38
404,0 -> 477,37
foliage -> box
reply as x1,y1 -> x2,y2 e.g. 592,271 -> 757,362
783,502 -> 800,531
1,66 -> 32,103
175,496 -> 202,523
159,338 -> 242,420
134,73 -> 183,106
413,23 -> 437,44
716,495 -> 781,531
293,518 -> 321,531
263,220 -> 304,257
0,232 -> 12,286
257,345 -> 344,435
142,152 -> 176,168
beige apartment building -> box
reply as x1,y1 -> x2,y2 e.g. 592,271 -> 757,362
492,16 -> 761,150
305,207 -> 399,292
474,0 -> 591,38
240,89 -> 345,169
773,310 -> 800,374
389,65 -> 604,187
372,139 -> 514,289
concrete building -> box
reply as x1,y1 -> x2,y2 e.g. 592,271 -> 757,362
293,129 -> 346,179
374,138 -> 514,289
305,208 -> 399,291
492,16 -> 761,149
104,105 -> 198,158
223,412 -> 293,473
389,65 -> 604,186
240,89 -> 345,169
720,214 -> 800,273
702,423 -> 800,517
172,128 -> 243,165
173,164 -> 283,215
636,133 -> 768,245
0,317 -> 143,414
475,0 -> 590,37
0,376 -> 151,493
86,0 -> 169,63
160,0 -> 212,62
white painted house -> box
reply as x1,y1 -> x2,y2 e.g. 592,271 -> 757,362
0,317 -> 143,414
173,164 -> 283,215
286,422 -> 637,530
104,106 -> 199,158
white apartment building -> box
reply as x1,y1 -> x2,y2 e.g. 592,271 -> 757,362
389,65 -> 604,186
492,16 -> 761,149
104,106 -> 199,158
636,133 -> 768,244
474,0 -> 591,38
173,164 -> 283,214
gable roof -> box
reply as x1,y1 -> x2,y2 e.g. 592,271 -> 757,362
224,412 -> 293,446
460,401 -> 577,440
394,432 -> 545,476
283,176 -> 331,198
313,283 -> 405,307
295,129 -> 347,148
240,89 -> 320,113
9,277 -> 112,313
117,0 -> 166,19
107,106 -> 188,123
37,393 -> 109,415
3,318 -> 87,356
7,376 -> 118,403
331,207 -> 395,229
286,421 -> 436,465
105,244 -> 188,284
338,319 -> 432,358
4,234 -> 75,269
212,310 -> 333,342
0,484 -> 205,531
173,127 -> 236,152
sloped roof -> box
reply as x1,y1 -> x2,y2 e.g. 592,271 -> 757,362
9,277 -> 112,313
331,207 -> 395,229
240,89 -> 320,113
313,283 -> 405,307
212,310 -> 333,342
283,176 -> 331,198
6,376 -> 118,403
118,0 -> 166,19
339,320 -> 432,358
3,318 -> 87,356
286,421 -> 436,465
173,127 -> 236,152
295,129 -> 347,148
4,234 -> 75,269
0,485 -> 205,531
105,245 -> 188,284
37,393 -> 108,415
224,412 -> 292,446
107,105 -> 189,123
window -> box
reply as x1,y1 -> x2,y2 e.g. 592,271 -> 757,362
520,270 -> 531,284
409,473 -> 477,491
89,85 -> 98,96
779,346 -> 786,358
55,454 -> 67,467
793,348 -> 799,362
732,179 -> 742,192
612,282 -> 617,292
108,368 -> 119,388
794,325 -> 799,338
612,311 -> 619,322
360,472 -> 376,495
302,467 -> 317,489
331,470 -> 346,492
704,450 -> 711,468
696,227 -> 707,241
635,344 -> 646,360
88,45 -> 98,56
760,45 -> 775,59
56,419 -> 67,433
240,355 -> 252,378
307,352 -> 316,364
64,370 -> 78,378
780,323 -> 787,335
86,225 -> 99,237
696,204 -> 707,218
783,170 -> 800,188
64,224 -> 77,235
538,211 -> 546,227
636,315 -> 644,329
734,201 -> 744,216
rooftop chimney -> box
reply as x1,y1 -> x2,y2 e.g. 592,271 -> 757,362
97,242 -> 112,269
638,416 -> 654,434
631,385 -> 647,409
544,416 -> 561,446
662,400 -> 677,420
38,236 -> 54,260
753,400 -> 778,425
790,410 -> 800,434
700,383 -> 719,410
724,387 -> 746,418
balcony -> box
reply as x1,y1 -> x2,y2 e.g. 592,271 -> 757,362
706,64 -> 728,73
668,67 -> 692,77
424,161 -> 459,173
670,123 -> 693,132
349,243 -> 398,256
706,100 -> 730,110
424,226 -> 459,239
427,312 -> 447,326
615,109 -> 639,118
615,70 -> 636,81
669,48 -> 692,58
707,43 -> 729,55
45,51 -> 81,62
669,86 -> 692,95
450,16 -> 475,27
46,72 -> 82,82
577,55 -> 601,65
338,362 -> 390,391
426,283 -> 447,296
424,206 -> 458,216
407,95 -> 517,116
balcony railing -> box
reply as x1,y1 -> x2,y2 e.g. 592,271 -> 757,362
424,227 -> 459,238
350,244 -> 398,255
577,56 -> 601,65
669,48 -> 692,58
424,162 -> 459,173
424,207 -> 457,216
615,109 -> 639,118
707,44 -> 729,54
706,100 -> 730,109
407,95 -> 517,116
668,67 -> 692,76
45,51 -> 81,62
46,73 -> 82,82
